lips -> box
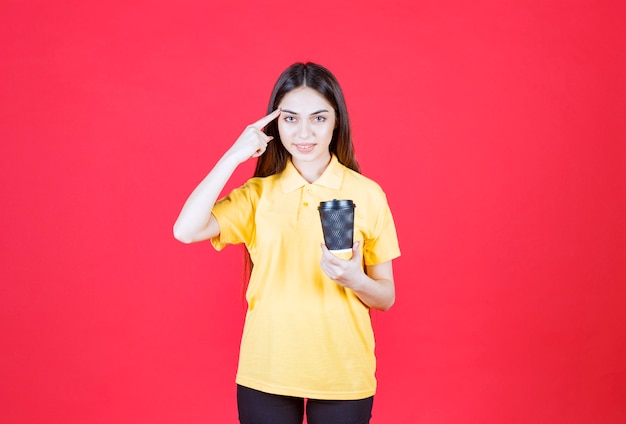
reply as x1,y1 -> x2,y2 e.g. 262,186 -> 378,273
294,144 -> 315,152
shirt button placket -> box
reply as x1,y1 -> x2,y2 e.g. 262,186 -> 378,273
303,186 -> 313,207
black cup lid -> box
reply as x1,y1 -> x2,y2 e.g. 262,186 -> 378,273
318,199 -> 355,210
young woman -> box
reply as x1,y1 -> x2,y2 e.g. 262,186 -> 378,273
173,62 -> 400,424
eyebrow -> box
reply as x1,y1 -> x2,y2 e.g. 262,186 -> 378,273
281,109 -> 331,116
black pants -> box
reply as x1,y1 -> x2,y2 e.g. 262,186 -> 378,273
237,385 -> 373,424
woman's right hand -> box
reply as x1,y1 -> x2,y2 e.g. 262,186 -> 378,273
227,109 -> 281,163
173,109 -> 281,243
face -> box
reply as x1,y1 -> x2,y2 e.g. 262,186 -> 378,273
277,86 -> 336,169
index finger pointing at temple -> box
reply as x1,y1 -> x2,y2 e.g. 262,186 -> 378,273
251,108 -> 281,131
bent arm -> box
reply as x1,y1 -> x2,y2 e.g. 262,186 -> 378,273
352,261 -> 396,311
173,109 -> 280,244
350,261 -> 396,312
320,243 -> 396,311
172,153 -> 240,243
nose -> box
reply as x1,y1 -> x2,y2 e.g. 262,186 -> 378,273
298,120 -> 310,140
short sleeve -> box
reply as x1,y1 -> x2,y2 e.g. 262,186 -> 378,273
362,193 -> 401,265
210,180 -> 260,251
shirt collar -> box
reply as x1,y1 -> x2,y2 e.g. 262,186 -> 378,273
280,154 -> 345,193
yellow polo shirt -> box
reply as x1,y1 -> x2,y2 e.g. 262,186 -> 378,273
210,155 -> 400,400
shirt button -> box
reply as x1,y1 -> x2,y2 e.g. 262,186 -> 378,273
303,202 -> 309,207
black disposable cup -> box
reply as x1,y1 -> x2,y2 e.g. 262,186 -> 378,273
318,199 -> 356,253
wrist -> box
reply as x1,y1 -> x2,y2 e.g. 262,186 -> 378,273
221,149 -> 246,167
341,271 -> 368,292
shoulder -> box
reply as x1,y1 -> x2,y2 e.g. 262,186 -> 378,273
238,174 -> 280,194
341,166 -> 387,198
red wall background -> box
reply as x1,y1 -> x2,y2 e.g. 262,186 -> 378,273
1,1 -> 625,422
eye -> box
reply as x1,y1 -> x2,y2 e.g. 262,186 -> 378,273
313,115 -> 326,122
284,116 -> 296,123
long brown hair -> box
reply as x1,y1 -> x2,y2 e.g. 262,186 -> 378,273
255,62 -> 360,176
243,62 -> 361,295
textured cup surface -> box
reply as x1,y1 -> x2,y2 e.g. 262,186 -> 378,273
318,200 -> 356,252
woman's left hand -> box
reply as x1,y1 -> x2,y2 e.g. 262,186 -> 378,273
319,241 -> 364,288
320,241 -> 396,311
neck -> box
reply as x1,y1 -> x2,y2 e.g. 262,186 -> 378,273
292,154 -> 332,183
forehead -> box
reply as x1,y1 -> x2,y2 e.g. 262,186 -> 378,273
278,86 -> 334,113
